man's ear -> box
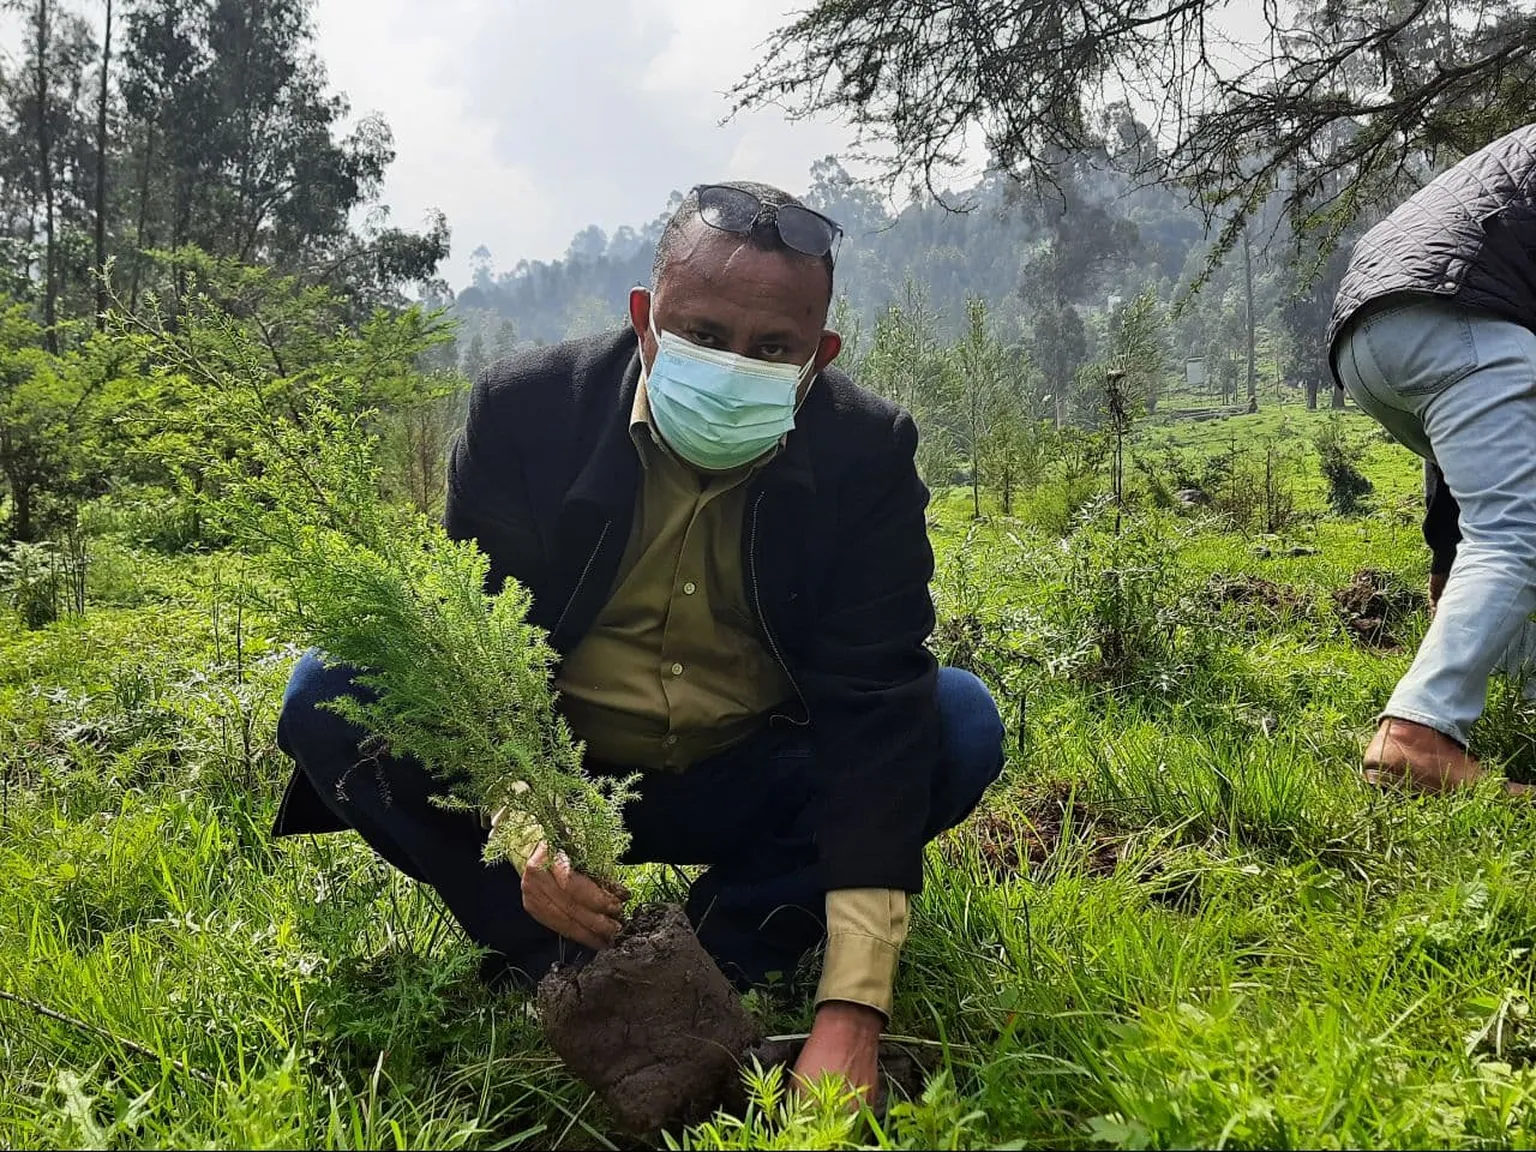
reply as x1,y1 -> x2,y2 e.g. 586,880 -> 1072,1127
628,287 -> 652,344
815,329 -> 843,372
799,330 -> 843,404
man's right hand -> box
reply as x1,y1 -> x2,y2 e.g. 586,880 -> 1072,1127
520,842 -> 625,951
1429,572 -> 1449,618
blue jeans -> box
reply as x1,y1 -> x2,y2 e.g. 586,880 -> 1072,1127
276,654 -> 1005,987
1336,297 -> 1536,744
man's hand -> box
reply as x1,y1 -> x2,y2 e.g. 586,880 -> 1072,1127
1429,572 -> 1449,618
792,1001 -> 883,1105
520,842 -> 625,951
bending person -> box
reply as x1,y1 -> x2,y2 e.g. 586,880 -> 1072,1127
1329,124 -> 1536,794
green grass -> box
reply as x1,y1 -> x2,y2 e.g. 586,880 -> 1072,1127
7,424 -> 1536,1148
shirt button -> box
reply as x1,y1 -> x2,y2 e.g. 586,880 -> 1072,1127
670,662 -> 684,676
683,581 -> 697,595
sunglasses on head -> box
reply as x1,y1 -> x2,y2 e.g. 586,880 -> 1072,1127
692,184 -> 844,261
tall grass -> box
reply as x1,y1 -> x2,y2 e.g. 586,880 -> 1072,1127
6,433 -> 1536,1148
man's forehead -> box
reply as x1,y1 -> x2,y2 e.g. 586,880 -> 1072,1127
658,224 -> 830,315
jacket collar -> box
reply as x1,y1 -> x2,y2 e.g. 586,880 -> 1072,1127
565,347 -> 643,515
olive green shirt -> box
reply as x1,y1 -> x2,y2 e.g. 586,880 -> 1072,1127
555,384 -> 789,769
543,379 -> 909,1016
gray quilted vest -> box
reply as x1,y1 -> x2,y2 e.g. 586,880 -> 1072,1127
1328,124 -> 1536,380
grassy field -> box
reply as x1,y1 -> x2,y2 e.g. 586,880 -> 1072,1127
6,406 -> 1536,1149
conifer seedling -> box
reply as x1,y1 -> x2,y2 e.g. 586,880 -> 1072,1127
141,296 -> 635,884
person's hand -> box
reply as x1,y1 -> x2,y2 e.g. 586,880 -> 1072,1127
520,842 -> 625,951
1429,571 -> 1449,618
792,1001 -> 883,1106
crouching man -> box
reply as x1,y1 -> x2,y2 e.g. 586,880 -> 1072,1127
271,181 -> 1006,1096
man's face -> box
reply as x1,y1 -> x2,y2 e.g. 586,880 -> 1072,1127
629,219 -> 841,399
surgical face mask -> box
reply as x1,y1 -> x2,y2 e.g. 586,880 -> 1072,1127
643,311 -> 815,471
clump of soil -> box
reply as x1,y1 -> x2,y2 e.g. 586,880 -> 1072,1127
945,782 -> 1127,878
1332,568 -> 1425,649
537,902 -> 761,1135
1204,573 -> 1308,628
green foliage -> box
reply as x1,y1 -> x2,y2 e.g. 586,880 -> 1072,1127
858,280 -> 960,491
1314,416 -> 1377,516
116,255 -> 462,550
0,304 -> 143,542
0,534 -> 86,628
0,0 -> 445,380
1106,289 -> 1168,414
954,298 -> 1033,518
11,421 -> 1536,1146
132,285 -> 633,882
1037,502 -> 1208,689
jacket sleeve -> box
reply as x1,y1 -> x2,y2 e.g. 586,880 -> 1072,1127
443,368 -> 544,596
1423,461 -> 1461,577
799,411 -> 940,895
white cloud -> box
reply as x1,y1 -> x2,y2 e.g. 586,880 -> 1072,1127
313,0 -> 870,286
0,0 -> 964,288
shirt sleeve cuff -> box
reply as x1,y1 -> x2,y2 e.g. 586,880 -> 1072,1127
814,888 -> 910,1019
486,782 -> 544,872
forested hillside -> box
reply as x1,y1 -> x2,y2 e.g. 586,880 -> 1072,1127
447,146 -> 1356,417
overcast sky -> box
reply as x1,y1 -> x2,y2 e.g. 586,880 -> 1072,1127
312,0 -> 903,288
0,0 -> 1270,291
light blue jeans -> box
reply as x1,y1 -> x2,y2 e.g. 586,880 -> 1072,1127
1336,297 -> 1536,745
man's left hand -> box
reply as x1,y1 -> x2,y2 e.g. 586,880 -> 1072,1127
1429,571 -> 1449,617
792,1001 -> 883,1105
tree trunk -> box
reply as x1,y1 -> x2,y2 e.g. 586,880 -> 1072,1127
1050,331 -> 1062,430
128,118 -> 153,313
9,473 -> 33,542
1331,384 -> 1346,410
1305,378 -> 1319,410
970,389 -> 981,518
234,2 -> 262,262
93,0 -> 112,329
34,0 -> 58,354
1243,225 -> 1256,413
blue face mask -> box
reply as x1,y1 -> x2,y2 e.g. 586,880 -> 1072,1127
643,311 -> 816,472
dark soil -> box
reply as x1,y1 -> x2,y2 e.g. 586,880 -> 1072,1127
944,782 -> 1127,878
1206,573 -> 1307,613
537,902 -> 761,1135
1332,568 -> 1425,649
1205,574 -> 1309,631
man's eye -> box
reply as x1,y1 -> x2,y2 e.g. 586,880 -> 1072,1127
689,331 -> 720,347
759,345 -> 788,359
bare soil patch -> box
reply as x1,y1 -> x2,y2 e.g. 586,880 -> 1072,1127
1332,568 -> 1425,649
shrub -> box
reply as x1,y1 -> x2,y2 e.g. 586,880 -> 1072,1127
1313,418 -> 1375,516
1035,502 -> 1210,690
